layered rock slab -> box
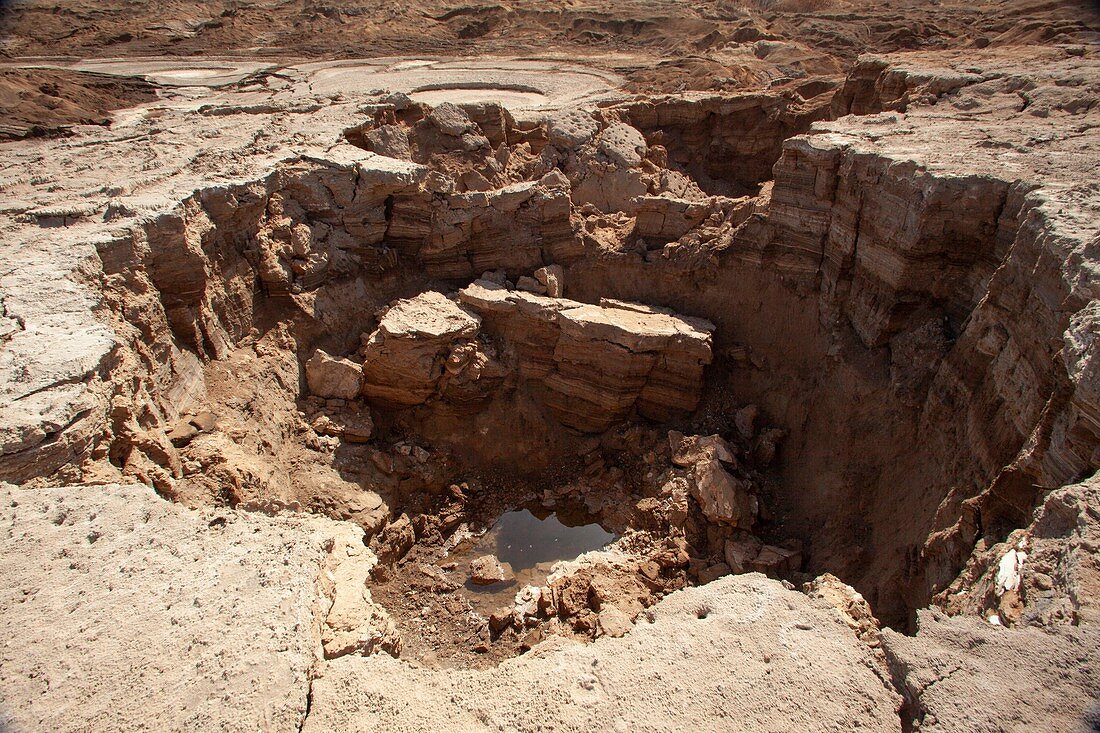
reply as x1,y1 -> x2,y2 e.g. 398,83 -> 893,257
458,281 -> 715,431
360,291 -> 482,408
0,482 -> 385,733
303,574 -> 902,732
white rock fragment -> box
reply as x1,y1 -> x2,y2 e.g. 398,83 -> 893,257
995,548 -> 1027,596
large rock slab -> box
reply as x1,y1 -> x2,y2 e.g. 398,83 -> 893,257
883,610 -> 1100,733
0,482 -> 381,733
360,291 -> 481,408
459,281 -> 715,431
303,574 -> 902,732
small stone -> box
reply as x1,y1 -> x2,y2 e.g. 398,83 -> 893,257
754,427 -> 786,467
166,421 -> 199,448
471,628 -> 491,653
513,585 -> 541,621
724,535 -> 763,574
638,561 -> 661,582
669,432 -> 736,467
691,459 -> 754,525
188,411 -> 217,432
488,609 -> 513,636
539,169 -> 571,189
596,123 -> 646,168
735,404 -> 759,440
428,102 -> 475,136
305,349 -> 363,400
518,627 -> 543,652
750,545 -> 801,576
365,124 -> 412,160
1032,573 -> 1054,591
544,109 -> 598,148
479,269 -> 508,285
310,414 -> 342,438
340,412 -> 374,443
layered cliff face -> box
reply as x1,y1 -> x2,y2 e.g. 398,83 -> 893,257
0,42 -> 1098,730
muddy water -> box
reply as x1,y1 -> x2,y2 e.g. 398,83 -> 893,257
447,508 -> 616,614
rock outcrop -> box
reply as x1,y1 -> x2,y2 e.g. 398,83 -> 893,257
387,179 -> 583,279
458,281 -> 714,431
882,611 -> 1100,733
614,90 -> 834,195
0,36 -> 1098,733
711,46 -> 1100,621
360,291 -> 483,408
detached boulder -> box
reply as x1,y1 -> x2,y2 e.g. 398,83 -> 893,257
544,109 -> 599,148
597,123 -> 647,168
470,554 -> 513,585
596,605 -> 634,638
534,264 -> 564,298
320,529 -> 401,659
365,124 -> 412,160
669,432 -> 736,467
306,349 -> 363,400
428,102 -> 477,137
360,291 -> 482,408
692,458 -> 756,526
421,102 -> 489,152
668,431 -> 755,526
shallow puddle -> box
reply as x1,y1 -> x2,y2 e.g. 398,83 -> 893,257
447,508 -> 616,613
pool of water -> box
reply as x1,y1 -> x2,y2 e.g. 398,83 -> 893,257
447,508 -> 616,612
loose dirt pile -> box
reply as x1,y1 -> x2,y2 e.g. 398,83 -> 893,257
1,1 -> 1099,731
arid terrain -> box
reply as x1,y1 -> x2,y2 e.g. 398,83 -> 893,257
1,1 -> 1099,731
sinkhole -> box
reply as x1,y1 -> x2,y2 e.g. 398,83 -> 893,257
19,89 -> 1088,671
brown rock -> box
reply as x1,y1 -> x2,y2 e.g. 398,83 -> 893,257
373,514 -> 415,564
518,627 -> 543,652
488,609 -> 513,636
306,349 -> 363,400
691,459 -> 755,526
365,124 -> 412,160
669,432 -> 736,467
803,573 -> 882,646
734,404 -> 759,440
189,411 -> 217,432
458,281 -> 714,432
754,427 -> 786,467
166,420 -> 200,448
533,264 -> 564,298
360,292 -> 481,408
339,411 -> 374,443
698,562 -> 732,584
596,605 -> 634,638
469,554 -> 513,585
515,275 -> 546,295
638,560 -> 662,582
724,535 -> 764,574
750,545 -> 802,576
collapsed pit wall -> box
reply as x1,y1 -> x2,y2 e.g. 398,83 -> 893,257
2,51 -> 1097,635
